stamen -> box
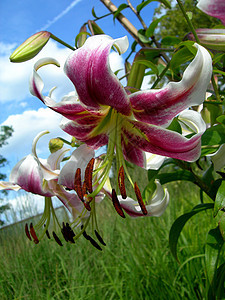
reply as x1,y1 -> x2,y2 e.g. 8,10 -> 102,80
25,223 -> 32,241
74,168 -> 83,201
94,230 -> 106,246
30,223 -> 39,244
82,181 -> 87,196
85,158 -> 95,193
112,189 -> 125,218
81,226 -> 102,251
52,231 -> 63,246
118,165 -> 127,199
134,182 -> 148,215
44,224 -> 51,239
65,222 -> 75,243
83,200 -> 91,211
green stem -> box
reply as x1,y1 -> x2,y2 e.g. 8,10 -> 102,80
50,33 -> 75,51
151,62 -> 170,89
176,0 -> 200,44
211,75 -> 221,102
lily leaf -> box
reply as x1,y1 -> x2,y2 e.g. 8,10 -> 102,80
135,59 -> 159,75
201,124 -> 225,146
205,227 -> 224,291
146,17 -> 165,37
169,203 -> 214,262
214,180 -> 225,217
158,170 -> 195,184
113,3 -> 128,21
136,0 -> 171,12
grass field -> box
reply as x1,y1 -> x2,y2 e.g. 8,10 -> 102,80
0,180 -> 219,300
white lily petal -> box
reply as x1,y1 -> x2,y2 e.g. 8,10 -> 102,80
144,152 -> 166,170
0,181 -> 21,191
178,110 -> 206,135
209,144 -> 225,171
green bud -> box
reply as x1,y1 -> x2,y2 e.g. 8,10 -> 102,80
127,51 -> 146,90
49,138 -> 64,153
10,31 -> 51,63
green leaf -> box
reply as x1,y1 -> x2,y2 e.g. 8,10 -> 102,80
214,181 -> 225,217
166,117 -> 182,134
146,17 -> 164,37
201,124 -> 225,146
113,3 -> 128,21
135,60 -> 159,75
216,115 -> 225,125
170,46 -> 195,73
169,203 -> 214,262
205,227 -> 224,289
158,170 -> 195,185
75,32 -> 91,48
137,0 -> 171,12
161,36 -> 181,46
137,30 -> 150,44
91,7 -> 98,19
219,213 -> 225,240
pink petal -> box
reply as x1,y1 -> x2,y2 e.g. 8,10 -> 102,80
122,120 -> 203,162
197,0 -> 225,25
130,44 -> 212,126
121,137 -> 145,167
64,35 -> 131,115
9,155 -> 53,197
60,117 -> 108,148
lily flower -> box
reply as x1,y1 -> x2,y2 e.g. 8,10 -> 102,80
197,0 -> 225,25
0,131 -> 103,246
118,180 -> 169,218
30,35 -> 212,169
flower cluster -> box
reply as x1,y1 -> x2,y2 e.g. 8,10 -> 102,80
1,0 -> 220,249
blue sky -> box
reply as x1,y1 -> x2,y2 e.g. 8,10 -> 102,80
0,0 -> 157,219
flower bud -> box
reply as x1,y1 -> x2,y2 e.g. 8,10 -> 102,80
10,31 -> 51,63
187,28 -> 225,51
49,138 -> 64,153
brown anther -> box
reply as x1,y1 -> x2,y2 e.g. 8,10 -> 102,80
29,223 -> 39,244
82,181 -> 87,196
74,168 -> 83,201
52,231 -> 63,246
118,165 -> 127,199
134,182 -> 148,215
25,223 -> 32,241
112,189 -> 125,218
85,158 -> 95,193
44,224 -> 51,239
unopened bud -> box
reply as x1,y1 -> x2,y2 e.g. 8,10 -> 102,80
10,31 -> 51,63
88,20 -> 105,35
49,138 -> 64,153
187,28 -> 225,51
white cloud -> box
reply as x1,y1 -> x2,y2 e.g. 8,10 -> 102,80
1,107 -> 70,160
0,39 -> 74,103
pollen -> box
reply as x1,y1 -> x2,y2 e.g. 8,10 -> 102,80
112,189 -> 126,218
74,168 -> 83,201
29,223 -> 39,244
85,158 -> 95,193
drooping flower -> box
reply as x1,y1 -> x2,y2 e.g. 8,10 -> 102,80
197,0 -> 225,25
0,131 -> 106,247
118,180 -> 169,218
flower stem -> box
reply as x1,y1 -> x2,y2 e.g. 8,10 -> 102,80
50,33 -> 75,51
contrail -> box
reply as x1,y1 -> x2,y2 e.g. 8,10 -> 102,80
40,0 -> 83,30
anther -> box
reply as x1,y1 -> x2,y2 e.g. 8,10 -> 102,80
112,189 -> 125,218
94,230 -> 106,246
65,223 -> 75,243
83,200 -> 91,211
44,224 -> 51,239
30,223 -> 39,244
85,158 -> 95,193
25,223 -> 32,241
52,231 -> 63,246
134,182 -> 148,215
74,168 -> 83,201
118,165 -> 127,199
88,236 -> 102,251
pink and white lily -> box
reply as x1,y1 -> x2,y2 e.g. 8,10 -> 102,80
30,35 -> 212,169
118,180 -> 169,218
197,0 -> 225,25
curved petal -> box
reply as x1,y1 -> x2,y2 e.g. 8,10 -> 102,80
197,0 -> 225,25
123,119 -> 204,162
64,35 -> 131,115
209,144 -> 225,171
0,181 -> 21,191
9,154 -> 53,197
60,117 -> 108,149
118,181 -> 169,217
130,44 -> 212,126
178,110 -> 206,136
144,153 -> 166,170
121,137 -> 145,167
58,144 -> 95,190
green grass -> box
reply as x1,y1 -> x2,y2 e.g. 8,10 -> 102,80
0,181 -> 219,300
